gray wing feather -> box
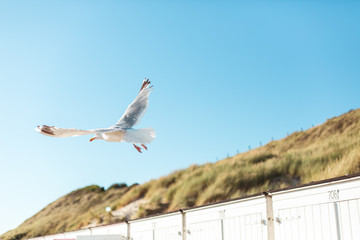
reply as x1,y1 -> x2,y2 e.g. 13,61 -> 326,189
111,79 -> 153,129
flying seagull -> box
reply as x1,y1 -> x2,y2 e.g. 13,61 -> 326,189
36,79 -> 155,153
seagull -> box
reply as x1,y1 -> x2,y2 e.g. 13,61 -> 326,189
36,79 -> 155,153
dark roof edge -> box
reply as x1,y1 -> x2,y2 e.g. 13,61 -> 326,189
180,192 -> 264,212
128,193 -> 265,222
269,172 -> 360,194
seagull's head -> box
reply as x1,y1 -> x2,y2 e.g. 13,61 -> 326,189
89,133 -> 103,142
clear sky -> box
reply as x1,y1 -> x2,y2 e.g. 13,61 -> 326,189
0,0 -> 359,235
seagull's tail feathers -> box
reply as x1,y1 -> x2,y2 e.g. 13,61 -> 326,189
123,128 -> 156,144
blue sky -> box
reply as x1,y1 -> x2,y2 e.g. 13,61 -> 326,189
0,0 -> 359,235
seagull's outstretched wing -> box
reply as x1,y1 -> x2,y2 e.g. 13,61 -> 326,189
111,79 -> 153,129
36,125 -> 95,137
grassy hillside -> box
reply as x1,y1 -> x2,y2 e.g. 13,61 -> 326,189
2,184 -> 136,240
2,109 -> 360,240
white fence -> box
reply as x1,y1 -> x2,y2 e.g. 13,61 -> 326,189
271,175 -> 360,240
27,173 -> 360,240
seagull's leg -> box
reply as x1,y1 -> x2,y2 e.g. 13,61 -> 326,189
141,144 -> 148,150
133,144 -> 142,153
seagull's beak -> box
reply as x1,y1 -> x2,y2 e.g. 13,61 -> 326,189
89,137 -> 96,142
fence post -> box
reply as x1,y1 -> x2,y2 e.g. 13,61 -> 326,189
219,210 -> 225,240
126,221 -> 130,240
264,192 -> 275,240
333,202 -> 342,240
180,209 -> 186,240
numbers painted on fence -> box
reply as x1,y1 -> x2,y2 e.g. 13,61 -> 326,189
328,189 -> 340,200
